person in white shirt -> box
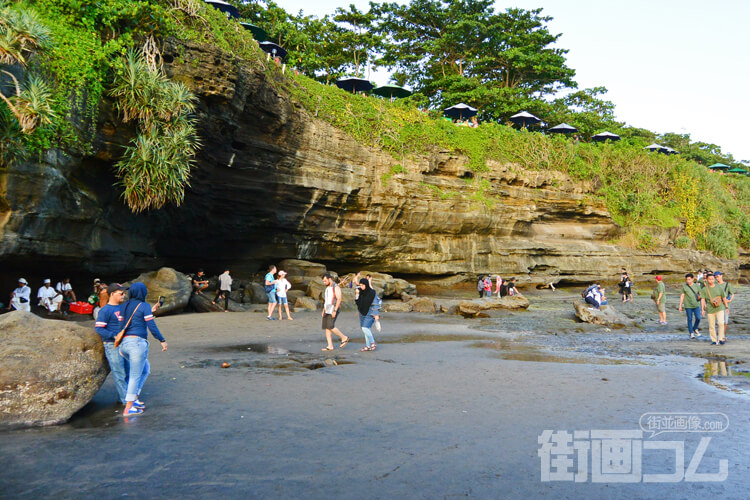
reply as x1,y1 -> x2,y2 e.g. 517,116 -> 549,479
9,278 -> 31,312
56,278 -> 76,302
275,270 -> 293,320
213,269 -> 232,312
37,279 -> 60,314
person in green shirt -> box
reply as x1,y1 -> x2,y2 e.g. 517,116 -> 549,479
714,271 -> 734,337
678,273 -> 702,339
653,275 -> 667,324
701,273 -> 729,345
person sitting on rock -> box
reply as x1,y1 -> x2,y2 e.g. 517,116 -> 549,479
37,279 -> 60,315
9,278 -> 31,312
56,278 -> 76,304
192,269 -> 209,295
584,284 -> 603,309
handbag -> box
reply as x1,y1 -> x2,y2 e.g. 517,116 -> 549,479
114,303 -> 141,347
704,286 -> 722,308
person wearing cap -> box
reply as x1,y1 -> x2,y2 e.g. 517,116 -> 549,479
701,272 -> 729,345
9,278 -> 31,312
37,279 -> 60,315
714,271 -> 734,338
653,276 -> 667,325
118,282 -> 168,416
275,270 -> 293,320
94,283 -> 130,406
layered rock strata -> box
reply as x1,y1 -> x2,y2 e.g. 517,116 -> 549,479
0,39 -> 738,287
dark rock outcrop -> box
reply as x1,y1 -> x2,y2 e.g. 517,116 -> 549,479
0,311 -> 108,428
125,267 -> 192,316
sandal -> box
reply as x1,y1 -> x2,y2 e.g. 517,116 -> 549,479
123,406 -> 143,416
339,337 -> 349,348
321,347 -> 334,351
361,346 -> 373,352
369,344 -> 377,351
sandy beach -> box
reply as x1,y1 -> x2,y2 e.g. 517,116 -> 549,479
1,288 -> 749,498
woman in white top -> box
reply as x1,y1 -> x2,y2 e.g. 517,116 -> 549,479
275,271 -> 293,320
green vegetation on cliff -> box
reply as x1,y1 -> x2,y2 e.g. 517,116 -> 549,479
2,0 -> 748,260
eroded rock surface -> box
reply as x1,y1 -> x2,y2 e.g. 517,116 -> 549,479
0,311 -> 108,428
125,267 -> 192,316
573,301 -> 635,328
0,38 -> 739,287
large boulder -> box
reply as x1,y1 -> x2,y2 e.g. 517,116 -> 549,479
189,293 -> 224,313
573,301 -> 634,328
295,296 -> 319,311
287,289 -> 306,306
0,311 -> 109,428
408,296 -> 437,313
306,279 -> 327,300
457,296 -> 530,317
246,282 -> 268,304
278,259 -> 327,288
341,271 -> 417,299
125,267 -> 192,316
382,301 -> 413,313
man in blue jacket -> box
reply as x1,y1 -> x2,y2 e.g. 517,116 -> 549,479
94,283 -> 132,407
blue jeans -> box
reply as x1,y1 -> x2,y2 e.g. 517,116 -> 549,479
119,337 -> 150,402
103,342 -> 128,404
359,313 -> 375,345
685,307 -> 701,333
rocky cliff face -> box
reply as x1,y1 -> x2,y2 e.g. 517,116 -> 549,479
0,38 -> 740,287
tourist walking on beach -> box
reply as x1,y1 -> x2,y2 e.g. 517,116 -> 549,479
701,273 -> 729,345
653,276 -> 667,324
213,268 -> 232,312
714,271 -> 733,338
619,271 -> 632,302
355,278 -> 378,351
320,273 -> 349,351
265,265 -> 278,320
118,282 -> 168,416
94,283 -> 129,405
678,273 -> 702,339
477,275 -> 485,298
8,278 -> 31,312
275,270 -> 293,320
365,274 -> 382,332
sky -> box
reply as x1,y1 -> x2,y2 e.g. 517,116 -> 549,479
277,0 -> 750,162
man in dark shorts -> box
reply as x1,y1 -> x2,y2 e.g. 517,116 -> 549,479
320,273 -> 349,351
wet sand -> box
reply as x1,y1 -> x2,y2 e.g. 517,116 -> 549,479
2,289 -> 750,498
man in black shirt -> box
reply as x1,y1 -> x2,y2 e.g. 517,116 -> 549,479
193,269 -> 209,294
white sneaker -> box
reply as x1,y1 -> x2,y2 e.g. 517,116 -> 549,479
694,330 -> 701,337
690,333 -> 695,339
374,320 -> 381,332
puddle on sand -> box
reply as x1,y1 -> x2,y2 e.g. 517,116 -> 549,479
378,333 -> 498,344
698,358 -> 750,394
471,340 -> 635,365
66,400 -> 123,429
186,343 -> 355,374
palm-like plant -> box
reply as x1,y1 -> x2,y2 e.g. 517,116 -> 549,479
0,3 -> 51,66
111,49 -> 201,212
0,72 -> 56,132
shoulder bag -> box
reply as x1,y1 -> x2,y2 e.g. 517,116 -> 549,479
114,303 -> 141,347
704,286 -> 722,309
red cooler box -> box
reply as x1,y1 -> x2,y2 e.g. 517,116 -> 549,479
70,301 -> 94,314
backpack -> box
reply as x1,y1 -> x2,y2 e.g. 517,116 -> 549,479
581,284 -> 597,299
